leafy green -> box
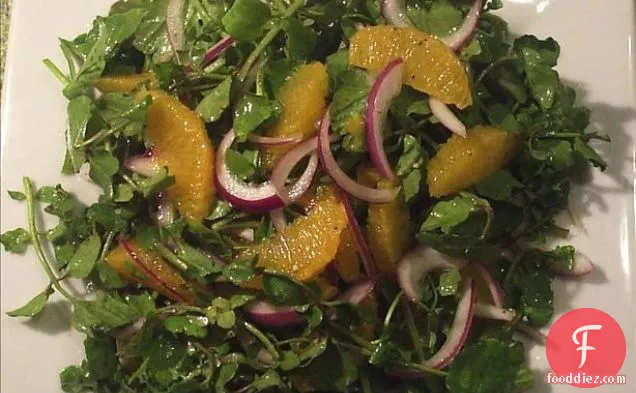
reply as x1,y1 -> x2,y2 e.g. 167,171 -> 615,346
6,286 -> 54,317
67,233 -> 101,278
233,94 -> 281,140
88,149 -> 119,197
221,0 -> 271,42
63,96 -> 94,174
7,190 -> 26,201
420,193 -> 491,234
285,18 -> 317,62
438,268 -> 462,297
196,77 -> 233,122
397,135 -> 427,202
476,170 -> 522,201
0,228 -> 31,254
517,266 -> 553,327
408,0 -> 463,37
262,272 -> 308,306
164,315 -> 209,337
330,69 -> 371,135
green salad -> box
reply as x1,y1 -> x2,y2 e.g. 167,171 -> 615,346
1,0 -> 608,392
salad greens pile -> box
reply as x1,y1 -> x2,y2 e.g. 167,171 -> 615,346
1,0 -> 607,392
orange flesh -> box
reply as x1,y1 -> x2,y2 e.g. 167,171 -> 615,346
94,73 -> 157,93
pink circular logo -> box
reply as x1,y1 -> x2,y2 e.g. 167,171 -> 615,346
546,308 -> 626,388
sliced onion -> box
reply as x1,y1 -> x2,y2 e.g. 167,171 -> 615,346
474,302 -> 516,322
215,129 -> 285,212
440,0 -> 483,51
119,238 -> 188,303
367,59 -> 404,180
423,278 -> 476,369
336,279 -> 377,305
244,301 -> 305,328
155,193 -> 175,227
166,0 -> 185,52
269,209 -> 287,232
517,322 -> 548,345
125,153 -> 160,177
236,228 -> 255,242
429,97 -> 467,138
381,0 -> 413,27
472,262 -> 505,308
202,36 -> 236,68
271,137 -> 320,204
552,252 -> 594,277
398,246 -> 466,302
248,134 -> 302,146
335,187 -> 378,277
318,112 -> 399,203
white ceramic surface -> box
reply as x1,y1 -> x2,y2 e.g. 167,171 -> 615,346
1,1 -> 634,392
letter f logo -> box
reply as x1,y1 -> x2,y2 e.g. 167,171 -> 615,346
572,324 -> 603,368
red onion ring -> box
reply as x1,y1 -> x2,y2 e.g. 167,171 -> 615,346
367,59 -> 405,180
440,0 -> 483,51
202,36 -> 236,68
336,278 -> 377,305
429,97 -> 467,138
552,252 -> 594,277
166,0 -> 185,53
380,0 -> 413,28
244,301 -> 305,327
271,137 -> 320,204
472,262 -> 505,308
397,246 -> 466,302
248,134 -> 303,146
335,187 -> 378,277
124,153 -> 160,177
215,129 -> 285,212
318,112 -> 399,203
269,209 -> 287,232
474,302 -> 516,322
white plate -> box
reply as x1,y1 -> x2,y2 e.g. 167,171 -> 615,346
1,1 -> 635,392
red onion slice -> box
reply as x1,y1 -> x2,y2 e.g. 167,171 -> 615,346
336,279 -> 377,305
271,137 -> 320,204
517,322 -> 548,345
381,0 -> 413,27
440,0 -> 483,51
397,246 -> 466,302
248,134 -> 303,146
335,187 -> 378,277
552,252 -> 594,277
244,301 -> 305,327
202,36 -> 236,68
318,112 -> 399,203
166,0 -> 185,53
474,302 -> 516,322
472,262 -> 505,308
423,278 -> 476,369
125,154 -> 160,177
269,209 -> 287,232
367,59 -> 405,180
215,130 -> 285,213
429,97 -> 467,138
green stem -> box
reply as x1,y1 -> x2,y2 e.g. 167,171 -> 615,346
383,291 -> 402,329
23,177 -> 75,303
75,123 -> 127,149
243,321 -> 280,360
154,243 -> 189,272
43,59 -> 70,85
99,232 -> 116,262
480,206 -> 494,240
192,342 -> 217,387
503,253 -> 523,291
402,299 -> 425,361
327,322 -> 374,351
403,362 -> 449,378
475,55 -> 518,86
237,0 -> 306,81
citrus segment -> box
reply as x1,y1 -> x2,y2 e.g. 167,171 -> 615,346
95,73 -> 157,93
333,228 -> 362,283
349,26 -> 472,108
105,240 -> 196,304
428,126 -> 517,197
262,63 -> 329,167
241,188 -> 347,282
145,91 -> 215,222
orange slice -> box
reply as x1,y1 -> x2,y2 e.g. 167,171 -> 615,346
262,62 -> 329,167
349,26 -> 471,108
428,126 -> 517,197
95,73 -> 157,94
145,91 -> 215,222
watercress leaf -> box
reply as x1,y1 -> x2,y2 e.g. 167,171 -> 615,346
38,185 -> 78,218
0,228 -> 31,254
6,286 -> 53,317
514,367 -> 535,392
196,77 -> 232,123
280,351 -> 301,371
264,58 -> 296,97
84,334 -> 119,380
417,232 -> 501,261
221,0 -> 271,42
407,0 -> 463,37
135,168 -> 175,198
215,363 -> 239,393
7,190 -> 26,201
113,183 -> 134,202
73,291 -> 144,332
285,18 -> 317,62
225,148 -> 256,181
97,92 -> 150,140
397,135 -> 427,202
95,260 -> 128,289
88,149 -> 119,197
68,233 -> 101,278
230,294 -> 256,309
164,315 -> 209,337
216,310 -> 236,329
518,267 -> 553,327
421,193 -> 490,234
86,202 -> 130,232
402,170 -> 422,204
475,170 -> 522,201
59,365 -> 90,393
447,337 -> 526,393
262,272 -> 308,306
147,333 -> 187,374
573,137 -> 607,170
530,139 -> 575,169
326,49 -> 349,89
178,244 -> 221,278
251,369 -> 285,391
62,96 -> 94,174
514,35 -> 560,68
525,65 -> 559,110
222,256 -> 257,284
330,69 -> 371,135
438,268 -> 462,297
234,94 -> 282,141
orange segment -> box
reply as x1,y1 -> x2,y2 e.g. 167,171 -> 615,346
105,240 -> 196,304
428,126 -> 517,197
95,73 -> 157,93
262,63 -> 329,167
145,91 -> 215,222
349,26 -> 472,108
333,228 -> 362,284
367,179 -> 412,276
241,188 -> 347,282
